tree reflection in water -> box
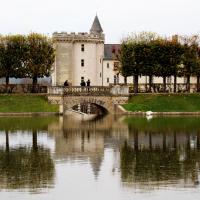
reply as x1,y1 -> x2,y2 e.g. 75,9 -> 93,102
120,121 -> 200,188
0,130 -> 55,192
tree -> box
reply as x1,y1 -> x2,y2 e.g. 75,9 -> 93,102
195,50 -> 200,92
164,38 -> 184,93
25,33 -> 55,92
120,32 -> 157,94
120,42 -> 138,93
152,39 -> 183,93
180,35 -> 199,92
136,42 -> 158,92
153,40 -> 171,92
0,35 -> 26,86
120,32 -> 161,93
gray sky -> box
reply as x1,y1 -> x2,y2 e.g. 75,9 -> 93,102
0,0 -> 199,43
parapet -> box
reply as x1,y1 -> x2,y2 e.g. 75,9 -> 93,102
53,31 -> 105,43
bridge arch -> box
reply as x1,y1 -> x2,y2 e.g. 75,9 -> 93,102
63,96 -> 111,115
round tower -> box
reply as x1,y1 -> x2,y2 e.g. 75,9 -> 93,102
52,15 -> 105,86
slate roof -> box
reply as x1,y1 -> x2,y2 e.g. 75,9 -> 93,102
104,44 -> 120,60
90,15 -> 103,34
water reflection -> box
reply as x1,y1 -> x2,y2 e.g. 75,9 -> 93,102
48,115 -> 128,178
0,117 -> 57,192
121,117 -> 200,189
0,115 -> 200,198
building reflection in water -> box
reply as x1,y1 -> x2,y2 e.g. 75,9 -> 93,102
48,115 -> 129,178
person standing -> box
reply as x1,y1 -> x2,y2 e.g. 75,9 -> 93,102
81,80 -> 86,86
64,80 -> 69,86
86,79 -> 90,87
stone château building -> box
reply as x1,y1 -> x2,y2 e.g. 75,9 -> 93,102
52,15 -> 127,87
52,15 -> 197,91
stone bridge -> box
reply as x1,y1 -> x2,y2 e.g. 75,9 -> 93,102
48,86 -> 129,114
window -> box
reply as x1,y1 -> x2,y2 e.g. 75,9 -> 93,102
107,63 -> 109,68
100,72 -> 101,77
81,59 -> 84,67
107,78 -> 109,83
81,44 -> 84,52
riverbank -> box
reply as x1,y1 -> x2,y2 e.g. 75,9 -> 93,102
122,94 -> 200,113
0,94 -> 59,113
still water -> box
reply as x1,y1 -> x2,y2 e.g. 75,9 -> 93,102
0,115 -> 200,200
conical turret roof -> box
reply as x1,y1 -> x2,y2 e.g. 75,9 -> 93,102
90,15 -> 103,34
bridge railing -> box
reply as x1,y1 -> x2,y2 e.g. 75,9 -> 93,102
48,85 -> 129,96
48,86 -> 112,96
64,86 -> 111,96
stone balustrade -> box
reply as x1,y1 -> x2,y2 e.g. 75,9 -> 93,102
48,86 -> 129,96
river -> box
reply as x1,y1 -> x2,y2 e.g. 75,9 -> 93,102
0,115 -> 200,200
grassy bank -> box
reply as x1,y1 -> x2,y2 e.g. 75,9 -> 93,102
0,95 -> 58,113
123,94 -> 200,112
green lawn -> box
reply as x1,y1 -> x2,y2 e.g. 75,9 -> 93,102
0,95 -> 59,113
123,94 -> 200,112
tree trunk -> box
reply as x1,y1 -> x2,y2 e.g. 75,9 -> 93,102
163,132 -> 166,151
145,76 -> 148,93
173,131 -> 177,149
133,74 -> 138,94
124,76 -> 127,85
197,76 -> 200,92
187,133 -> 190,151
32,130 -> 38,151
134,130 -> 138,151
6,130 -> 9,152
6,76 -> 9,85
32,76 -> 38,93
149,131 -> 152,150
149,75 -> 153,93
174,75 -> 177,93
163,76 -> 166,93
187,75 -> 190,93
197,131 -> 200,150
5,76 -> 9,93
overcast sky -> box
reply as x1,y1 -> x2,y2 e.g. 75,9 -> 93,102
0,0 -> 199,43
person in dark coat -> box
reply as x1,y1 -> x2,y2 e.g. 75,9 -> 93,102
86,79 -> 90,86
64,80 -> 69,86
80,80 -> 86,86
